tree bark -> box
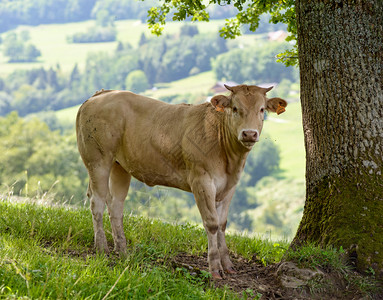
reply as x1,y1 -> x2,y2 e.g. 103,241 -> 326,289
293,0 -> 383,275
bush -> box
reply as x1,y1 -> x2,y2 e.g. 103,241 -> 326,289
2,32 -> 41,62
125,70 -> 150,93
180,24 -> 199,37
0,113 -> 88,201
68,26 -> 116,43
213,42 -> 298,83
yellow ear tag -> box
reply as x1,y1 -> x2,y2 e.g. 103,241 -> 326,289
276,104 -> 286,115
215,105 -> 225,112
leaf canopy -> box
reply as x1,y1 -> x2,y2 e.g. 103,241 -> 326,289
145,0 -> 298,66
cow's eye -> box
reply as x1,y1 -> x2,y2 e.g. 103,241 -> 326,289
260,107 -> 265,114
233,106 -> 238,113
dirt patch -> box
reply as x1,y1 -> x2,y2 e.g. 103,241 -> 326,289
171,252 -> 375,300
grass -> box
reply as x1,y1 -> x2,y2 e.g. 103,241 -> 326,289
0,196 -> 288,299
1,196 -> 379,299
0,19 -> 227,77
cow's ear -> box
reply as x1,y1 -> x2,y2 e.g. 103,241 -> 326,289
211,95 -> 231,112
266,97 -> 288,115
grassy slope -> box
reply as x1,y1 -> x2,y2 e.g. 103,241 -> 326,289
0,19 -> 226,77
0,198 -> 287,299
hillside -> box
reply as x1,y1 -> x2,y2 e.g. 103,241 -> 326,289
0,197 -> 377,299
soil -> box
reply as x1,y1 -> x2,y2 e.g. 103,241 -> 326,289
170,252 -> 381,300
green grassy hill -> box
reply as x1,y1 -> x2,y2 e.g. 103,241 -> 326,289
0,197 -> 286,299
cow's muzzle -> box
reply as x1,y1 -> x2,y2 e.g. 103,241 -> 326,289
240,129 -> 259,148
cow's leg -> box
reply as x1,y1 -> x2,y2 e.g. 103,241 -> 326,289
88,165 -> 113,253
107,162 -> 131,255
191,177 -> 222,279
216,188 -> 236,274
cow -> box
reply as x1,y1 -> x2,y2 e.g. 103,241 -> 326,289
76,84 -> 287,279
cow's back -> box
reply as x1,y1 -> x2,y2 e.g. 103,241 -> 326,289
76,90 -> 213,191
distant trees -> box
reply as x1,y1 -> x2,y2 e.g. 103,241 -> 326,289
0,26 -> 300,117
0,112 -> 88,201
0,0 -> 96,32
0,28 -> 230,116
213,42 -> 298,83
67,26 -> 116,43
67,8 -> 117,43
2,32 -> 41,62
125,70 -> 149,93
230,137 -> 281,230
91,0 -> 155,22
0,0 -> 156,33
139,32 -> 228,84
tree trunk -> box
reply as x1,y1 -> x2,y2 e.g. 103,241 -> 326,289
293,0 -> 383,275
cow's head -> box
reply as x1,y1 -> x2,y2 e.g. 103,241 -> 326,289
210,84 -> 287,150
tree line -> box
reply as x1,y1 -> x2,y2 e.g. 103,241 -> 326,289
0,0 -> 154,33
0,0 -> 241,34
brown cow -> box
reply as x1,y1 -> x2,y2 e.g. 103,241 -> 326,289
76,84 -> 287,279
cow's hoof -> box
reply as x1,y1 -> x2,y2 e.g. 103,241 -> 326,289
95,243 -> 110,254
211,271 -> 223,280
225,267 -> 236,274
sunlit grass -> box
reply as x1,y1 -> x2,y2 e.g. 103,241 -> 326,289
0,197 -> 289,299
